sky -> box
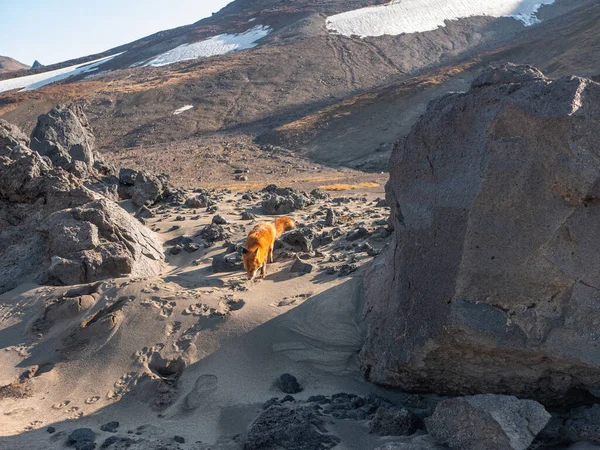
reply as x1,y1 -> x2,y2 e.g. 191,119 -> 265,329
0,0 -> 234,66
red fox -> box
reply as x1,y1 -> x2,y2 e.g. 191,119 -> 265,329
242,217 -> 295,280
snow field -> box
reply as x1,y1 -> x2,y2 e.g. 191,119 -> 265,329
326,0 -> 556,37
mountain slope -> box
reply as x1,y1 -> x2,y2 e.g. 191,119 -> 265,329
0,56 -> 29,74
0,0 -> 597,185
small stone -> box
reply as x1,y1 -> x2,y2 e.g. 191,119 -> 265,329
241,211 -> 257,221
212,215 -> 228,225
174,436 -> 185,444
100,421 -> 119,433
325,208 -> 336,227
369,405 -> 419,436
311,188 -> 329,200
278,373 -> 302,394
184,242 -> 200,253
290,257 -> 315,274
212,253 -> 244,273
47,426 -> 56,434
169,245 -> 183,255
67,428 -> 96,448
346,226 -> 370,241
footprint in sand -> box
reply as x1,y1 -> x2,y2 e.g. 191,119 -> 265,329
51,400 -> 70,409
184,374 -> 218,410
107,372 -> 137,400
84,396 -> 100,404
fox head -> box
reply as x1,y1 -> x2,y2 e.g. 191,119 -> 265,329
242,247 -> 261,280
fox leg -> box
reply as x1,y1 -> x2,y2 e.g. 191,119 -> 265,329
261,262 -> 267,278
268,245 -> 274,264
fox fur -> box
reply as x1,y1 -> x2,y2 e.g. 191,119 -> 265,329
242,217 -> 295,280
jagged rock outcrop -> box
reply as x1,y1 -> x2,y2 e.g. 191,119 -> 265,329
30,104 -> 96,176
360,64 -> 600,404
0,111 -> 164,294
0,119 -> 30,154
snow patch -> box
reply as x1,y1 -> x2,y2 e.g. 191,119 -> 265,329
173,105 -> 194,115
0,53 -> 122,94
326,0 -> 556,37
145,25 -> 271,67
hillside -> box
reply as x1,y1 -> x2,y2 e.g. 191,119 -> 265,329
0,56 -> 29,74
0,0 -> 596,185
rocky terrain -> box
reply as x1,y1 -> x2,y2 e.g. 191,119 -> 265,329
2,0 -> 600,449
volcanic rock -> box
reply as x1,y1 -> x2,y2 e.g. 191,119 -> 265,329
360,64 -> 600,403
425,394 -> 550,450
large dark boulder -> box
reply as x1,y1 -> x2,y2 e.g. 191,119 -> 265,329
360,64 -> 600,403
30,104 -> 96,176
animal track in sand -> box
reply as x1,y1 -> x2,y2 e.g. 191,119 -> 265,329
24,420 -> 43,431
4,345 -> 31,358
272,292 -> 313,307
51,400 -> 71,409
107,372 -> 138,400
140,297 -> 176,317
84,396 -> 100,404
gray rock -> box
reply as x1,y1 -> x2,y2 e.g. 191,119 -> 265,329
30,104 -> 96,176
67,428 -> 96,449
244,404 -> 340,450
369,405 -> 419,436
290,257 -> 315,274
325,208 -> 337,226
119,168 -> 138,186
100,421 -> 119,433
0,119 -> 29,154
212,214 -> 228,225
346,226 -> 369,241
278,373 -> 302,394
131,171 -> 169,207
135,205 -> 155,219
198,224 -> 230,243
261,186 -> 314,215
241,211 -> 257,220
374,435 -> 444,450
282,229 -> 314,253
425,394 -> 550,450
360,64 -> 600,402
563,405 -> 600,444
185,193 -> 212,208
212,252 -> 244,273
0,108 -> 165,295
40,199 -> 163,285
310,188 -> 329,200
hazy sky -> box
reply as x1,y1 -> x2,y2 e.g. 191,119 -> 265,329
0,0 -> 234,66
